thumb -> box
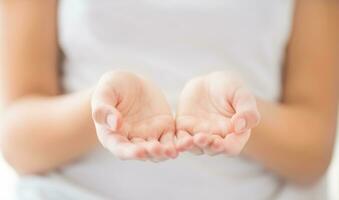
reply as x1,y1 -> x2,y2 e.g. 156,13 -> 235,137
91,82 -> 122,131
92,103 -> 122,131
230,87 -> 260,133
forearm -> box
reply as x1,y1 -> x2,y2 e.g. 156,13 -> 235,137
244,98 -> 337,185
0,89 -> 98,175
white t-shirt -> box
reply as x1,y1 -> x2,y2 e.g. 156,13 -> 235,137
56,0 -> 327,199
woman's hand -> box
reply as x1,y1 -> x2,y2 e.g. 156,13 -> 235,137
175,71 -> 260,156
91,71 -> 177,161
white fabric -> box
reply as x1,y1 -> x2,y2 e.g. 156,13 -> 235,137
16,173 -> 108,200
51,0 -> 327,199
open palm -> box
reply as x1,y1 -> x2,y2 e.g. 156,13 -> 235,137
92,71 -> 177,161
176,72 -> 260,155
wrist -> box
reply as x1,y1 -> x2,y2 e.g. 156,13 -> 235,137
68,88 -> 99,149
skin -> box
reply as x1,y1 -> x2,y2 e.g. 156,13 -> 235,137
243,0 -> 338,184
0,0 -> 338,186
91,71 -> 259,161
91,71 -> 177,161
175,72 -> 260,156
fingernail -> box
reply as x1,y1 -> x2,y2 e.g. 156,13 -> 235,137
107,114 -> 117,130
235,118 -> 246,132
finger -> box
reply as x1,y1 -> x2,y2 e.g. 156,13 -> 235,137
215,119 -> 232,137
160,131 -> 178,159
130,138 -> 149,160
92,104 -> 122,131
193,132 -> 213,149
95,125 -> 146,160
202,135 -> 225,156
230,87 -> 260,133
114,143 -> 147,160
182,132 -> 204,155
95,125 -> 123,146
176,116 -> 197,135
223,130 -> 251,156
175,130 -> 194,152
105,134 -> 146,160
207,135 -> 225,155
144,139 -> 165,160
132,137 -> 164,162
91,84 -> 122,131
